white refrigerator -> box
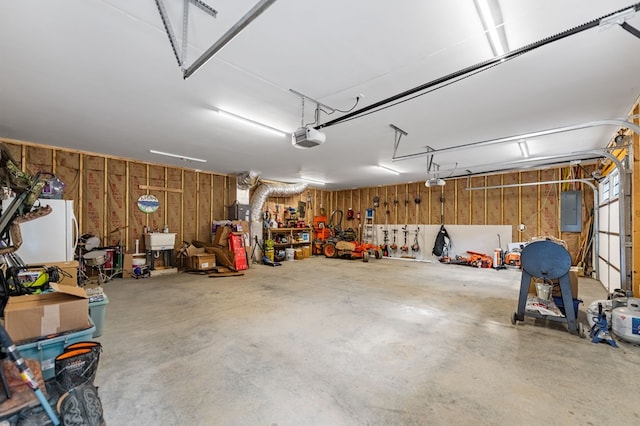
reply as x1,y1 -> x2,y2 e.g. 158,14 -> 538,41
2,198 -> 78,264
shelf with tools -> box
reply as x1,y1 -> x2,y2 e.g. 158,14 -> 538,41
266,227 -> 313,248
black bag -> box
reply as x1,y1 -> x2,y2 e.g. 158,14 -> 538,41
432,224 -> 451,257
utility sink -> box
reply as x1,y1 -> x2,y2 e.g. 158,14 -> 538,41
144,233 -> 176,251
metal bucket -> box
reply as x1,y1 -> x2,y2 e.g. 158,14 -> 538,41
535,283 -> 552,300
84,250 -> 107,267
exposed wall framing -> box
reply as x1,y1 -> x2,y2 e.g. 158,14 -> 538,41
311,165 -> 597,264
4,133 -> 624,275
1,138 -> 230,252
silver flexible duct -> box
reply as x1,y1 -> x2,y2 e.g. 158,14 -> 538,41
237,171 -> 261,190
249,181 -> 308,258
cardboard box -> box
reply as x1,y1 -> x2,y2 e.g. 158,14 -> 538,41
43,260 -> 78,286
186,245 -> 205,256
572,265 -> 585,277
529,269 -> 578,298
4,283 -> 89,343
206,247 -> 236,270
231,220 -> 249,233
294,249 -> 304,260
189,254 -> 216,271
301,245 -> 311,258
123,253 -> 133,274
213,226 -> 231,247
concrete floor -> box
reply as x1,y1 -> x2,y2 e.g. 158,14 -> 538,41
96,257 -> 640,425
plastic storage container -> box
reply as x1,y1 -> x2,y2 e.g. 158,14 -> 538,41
285,248 -> 295,261
552,296 -> 583,317
89,294 -> 109,338
16,318 -> 96,380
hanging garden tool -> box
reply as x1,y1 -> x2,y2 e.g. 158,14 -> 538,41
411,227 -> 420,252
381,227 -> 389,257
390,228 -> 398,251
401,225 -> 409,252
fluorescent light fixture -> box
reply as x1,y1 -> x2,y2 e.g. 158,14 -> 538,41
149,149 -> 207,163
517,140 -> 529,158
213,108 -> 289,137
377,165 -> 400,175
475,0 -> 506,56
299,177 -> 326,186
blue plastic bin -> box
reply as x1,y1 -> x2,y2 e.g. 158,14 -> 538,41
89,294 -> 109,338
552,296 -> 583,317
16,318 -> 96,380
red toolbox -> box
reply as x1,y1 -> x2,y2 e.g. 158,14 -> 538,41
229,233 -> 248,270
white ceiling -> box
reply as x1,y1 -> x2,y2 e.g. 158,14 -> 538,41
1,1 -> 639,189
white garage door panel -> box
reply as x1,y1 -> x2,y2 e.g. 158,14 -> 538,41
609,235 -> 620,269
609,200 -> 619,233
599,205 -> 609,233
610,269 -> 621,291
598,258 -> 610,291
599,234 -> 609,261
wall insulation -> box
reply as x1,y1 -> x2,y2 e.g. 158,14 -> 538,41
105,159 -> 126,247
486,174 -> 502,225
128,162 -> 147,247
1,139 -> 230,253
82,155 -> 105,241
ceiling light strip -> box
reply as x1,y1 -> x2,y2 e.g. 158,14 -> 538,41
299,177 -> 326,185
214,108 -> 289,137
150,149 -> 207,163
377,165 -> 400,175
476,0 -> 505,55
